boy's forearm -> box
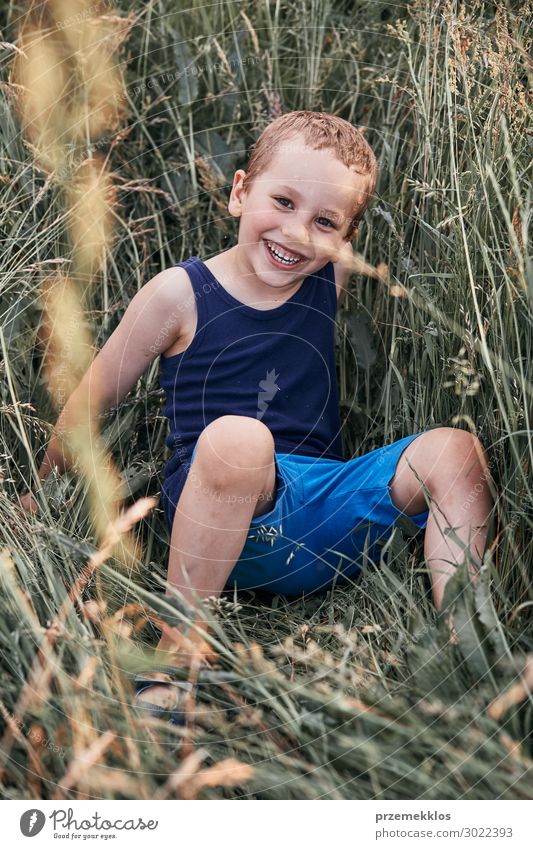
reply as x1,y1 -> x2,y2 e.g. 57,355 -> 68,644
36,431 -> 73,480
35,378 -> 106,482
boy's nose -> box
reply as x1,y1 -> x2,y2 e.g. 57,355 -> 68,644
280,221 -> 309,250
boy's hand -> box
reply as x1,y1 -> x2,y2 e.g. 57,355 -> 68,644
19,491 -> 40,516
335,239 -> 354,268
332,241 -> 355,307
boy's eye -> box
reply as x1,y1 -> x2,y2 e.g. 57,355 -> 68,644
274,197 -> 336,229
274,196 -> 293,208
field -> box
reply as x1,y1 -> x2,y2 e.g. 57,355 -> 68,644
0,0 -> 532,800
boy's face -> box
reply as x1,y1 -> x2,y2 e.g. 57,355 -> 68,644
227,134 -> 368,290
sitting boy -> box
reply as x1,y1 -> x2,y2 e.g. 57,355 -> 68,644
22,110 -> 493,721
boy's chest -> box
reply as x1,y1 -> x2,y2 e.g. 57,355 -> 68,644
162,257 -> 341,357
159,272 -> 312,361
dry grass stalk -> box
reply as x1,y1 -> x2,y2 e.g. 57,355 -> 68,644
486,655 -> 533,721
0,497 -> 156,777
153,747 -> 254,800
67,156 -> 118,280
178,758 -> 255,800
12,27 -> 70,173
53,729 -> 116,799
15,1 -> 144,573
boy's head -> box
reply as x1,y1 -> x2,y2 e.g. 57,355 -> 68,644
240,111 -> 378,240
226,111 -> 379,289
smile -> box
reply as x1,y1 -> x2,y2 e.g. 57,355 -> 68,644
264,240 -> 305,266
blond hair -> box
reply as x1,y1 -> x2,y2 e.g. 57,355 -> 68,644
241,111 -> 379,239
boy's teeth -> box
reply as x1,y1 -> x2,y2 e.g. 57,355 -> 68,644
266,241 -> 301,264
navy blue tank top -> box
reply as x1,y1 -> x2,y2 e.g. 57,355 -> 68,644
159,254 -> 344,489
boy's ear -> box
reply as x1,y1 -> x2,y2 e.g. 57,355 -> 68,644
228,169 -> 247,218
345,212 -> 363,241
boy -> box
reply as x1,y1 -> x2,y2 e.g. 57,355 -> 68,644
21,111 -> 493,720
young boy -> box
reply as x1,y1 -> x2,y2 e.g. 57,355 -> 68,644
22,111 -> 493,720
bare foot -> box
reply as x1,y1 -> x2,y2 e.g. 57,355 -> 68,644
443,612 -> 459,645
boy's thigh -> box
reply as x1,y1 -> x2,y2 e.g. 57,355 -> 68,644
225,432 -> 431,597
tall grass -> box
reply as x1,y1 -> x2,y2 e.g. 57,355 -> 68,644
0,0 -> 532,799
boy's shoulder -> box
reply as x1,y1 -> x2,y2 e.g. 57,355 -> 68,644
133,263 -> 198,360
150,262 -> 195,305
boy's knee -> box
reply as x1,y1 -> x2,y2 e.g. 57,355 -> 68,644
195,415 -> 275,481
430,427 -> 490,484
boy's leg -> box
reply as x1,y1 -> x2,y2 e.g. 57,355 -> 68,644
135,415 -> 278,708
388,426 -> 494,610
163,414 -> 278,625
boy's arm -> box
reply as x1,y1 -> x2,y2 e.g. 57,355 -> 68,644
31,267 -> 189,485
332,241 -> 354,309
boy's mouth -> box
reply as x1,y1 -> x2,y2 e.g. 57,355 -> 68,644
263,239 -> 306,268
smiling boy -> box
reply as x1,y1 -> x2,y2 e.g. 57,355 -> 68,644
23,111 -> 493,721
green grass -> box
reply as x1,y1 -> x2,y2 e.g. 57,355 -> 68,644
0,0 -> 532,799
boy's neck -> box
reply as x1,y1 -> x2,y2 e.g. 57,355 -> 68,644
204,245 -> 307,310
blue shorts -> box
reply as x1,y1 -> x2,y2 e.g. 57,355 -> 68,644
161,431 -> 431,598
